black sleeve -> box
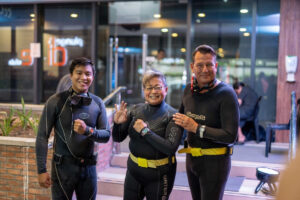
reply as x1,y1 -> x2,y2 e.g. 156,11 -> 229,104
86,99 -> 111,143
204,90 -> 239,144
239,88 -> 258,120
35,96 -> 57,174
144,114 -> 183,155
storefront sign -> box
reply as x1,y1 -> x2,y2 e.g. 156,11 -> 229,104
8,36 -> 83,67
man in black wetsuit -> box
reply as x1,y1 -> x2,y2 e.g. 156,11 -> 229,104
173,45 -> 239,200
35,57 -> 110,200
233,82 -> 259,143
112,70 -> 183,200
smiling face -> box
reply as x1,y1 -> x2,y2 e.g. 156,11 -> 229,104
191,52 -> 218,88
143,77 -> 168,105
70,64 -> 94,93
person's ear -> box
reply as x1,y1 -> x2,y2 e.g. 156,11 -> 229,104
190,63 -> 194,73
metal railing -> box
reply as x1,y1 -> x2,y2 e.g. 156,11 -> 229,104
103,86 -> 126,106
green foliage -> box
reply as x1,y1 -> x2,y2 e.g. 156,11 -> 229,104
24,114 -> 39,135
0,107 -> 16,136
16,97 -> 32,130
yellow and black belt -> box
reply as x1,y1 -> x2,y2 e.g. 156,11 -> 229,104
178,146 -> 233,157
129,153 -> 175,168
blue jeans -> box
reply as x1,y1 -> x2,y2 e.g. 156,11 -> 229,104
51,155 -> 97,200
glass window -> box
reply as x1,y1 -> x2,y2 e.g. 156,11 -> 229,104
43,4 -> 91,101
107,1 -> 187,108
255,0 -> 280,122
0,5 -> 34,102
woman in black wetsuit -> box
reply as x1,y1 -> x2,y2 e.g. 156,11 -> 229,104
112,70 -> 183,200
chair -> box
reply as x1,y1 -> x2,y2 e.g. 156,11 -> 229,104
265,97 -> 299,157
265,122 -> 290,157
253,96 -> 262,143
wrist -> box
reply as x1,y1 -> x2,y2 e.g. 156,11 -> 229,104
140,127 -> 150,137
84,126 -> 94,137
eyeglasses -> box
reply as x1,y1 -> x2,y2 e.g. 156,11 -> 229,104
145,85 -> 164,92
194,63 -> 214,70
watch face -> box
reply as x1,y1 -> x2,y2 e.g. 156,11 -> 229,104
142,127 -> 149,135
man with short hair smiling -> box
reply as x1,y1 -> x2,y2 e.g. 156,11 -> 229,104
35,57 -> 110,200
173,45 -> 239,200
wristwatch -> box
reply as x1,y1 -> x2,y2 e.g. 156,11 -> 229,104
199,125 -> 206,138
84,127 -> 94,137
140,127 -> 150,137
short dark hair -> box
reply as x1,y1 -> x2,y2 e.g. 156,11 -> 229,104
69,57 -> 95,75
142,70 -> 167,88
192,44 -> 216,63
233,82 -> 245,89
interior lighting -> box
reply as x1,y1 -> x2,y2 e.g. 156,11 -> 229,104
255,167 -> 279,194
240,9 -> 249,14
196,19 -> 201,23
180,48 -> 186,53
198,13 -> 206,18
30,13 -> 35,18
70,13 -> 78,18
243,32 -> 250,37
31,18 -> 35,22
239,27 -> 247,32
153,14 -> 161,19
161,28 -> 168,33
171,33 -> 178,37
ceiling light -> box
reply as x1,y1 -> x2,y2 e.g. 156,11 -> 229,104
198,13 -> 206,18
180,48 -> 186,53
30,13 -> 35,18
239,27 -> 247,32
70,13 -> 78,18
161,28 -> 168,33
243,32 -> 250,37
153,14 -> 161,19
172,33 -> 178,37
240,9 -> 249,14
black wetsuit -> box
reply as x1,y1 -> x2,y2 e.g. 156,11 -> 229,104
179,82 -> 239,200
112,101 -> 182,200
35,89 -> 110,200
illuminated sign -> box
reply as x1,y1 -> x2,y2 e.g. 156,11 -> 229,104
8,36 -> 84,67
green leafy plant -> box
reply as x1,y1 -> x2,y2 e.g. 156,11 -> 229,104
0,107 -> 16,136
25,115 -> 40,135
16,97 -> 32,130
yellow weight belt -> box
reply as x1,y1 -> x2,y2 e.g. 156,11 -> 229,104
178,146 -> 233,157
129,153 -> 175,168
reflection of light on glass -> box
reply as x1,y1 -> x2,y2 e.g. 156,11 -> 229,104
239,27 -> 247,32
196,19 -> 201,23
243,32 -> 250,37
153,14 -> 161,19
180,48 -> 186,53
30,13 -> 35,18
171,33 -> 178,37
161,28 -> 168,33
240,9 -> 248,14
70,13 -> 78,18
198,13 -> 206,18
258,25 -> 280,34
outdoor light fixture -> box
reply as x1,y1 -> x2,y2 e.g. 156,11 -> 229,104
255,167 -> 279,194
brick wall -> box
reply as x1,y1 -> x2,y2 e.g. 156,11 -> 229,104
0,108 -> 115,200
